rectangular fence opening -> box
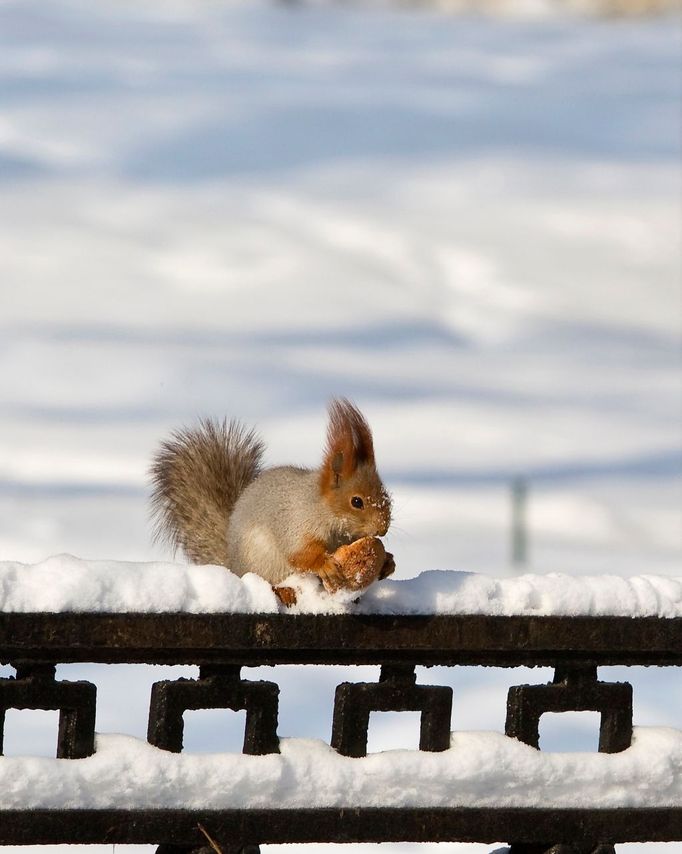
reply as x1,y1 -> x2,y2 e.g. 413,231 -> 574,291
367,711 -> 422,753
2,708 -> 60,757
539,710 -> 601,753
182,708 -> 248,754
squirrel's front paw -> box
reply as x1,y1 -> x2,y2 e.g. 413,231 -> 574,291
379,551 -> 395,579
317,556 -> 345,593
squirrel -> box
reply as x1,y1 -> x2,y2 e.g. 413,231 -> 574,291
149,398 -> 395,596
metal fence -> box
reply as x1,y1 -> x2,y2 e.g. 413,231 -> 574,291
1,610 -> 681,852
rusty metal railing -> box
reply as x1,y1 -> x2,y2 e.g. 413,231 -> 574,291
1,611 -> 681,853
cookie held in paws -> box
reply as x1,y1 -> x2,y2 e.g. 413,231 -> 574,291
332,536 -> 391,592
273,537 -> 395,605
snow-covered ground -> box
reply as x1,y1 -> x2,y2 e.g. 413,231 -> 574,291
0,0 -> 680,852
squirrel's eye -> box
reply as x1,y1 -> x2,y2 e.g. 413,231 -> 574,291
351,496 -> 364,509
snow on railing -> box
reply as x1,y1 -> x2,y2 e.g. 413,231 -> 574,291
0,558 -> 681,852
2,555 -> 681,616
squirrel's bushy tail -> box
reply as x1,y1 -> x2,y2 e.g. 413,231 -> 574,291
149,419 -> 264,567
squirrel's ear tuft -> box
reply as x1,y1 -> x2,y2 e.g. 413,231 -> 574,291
320,398 -> 375,492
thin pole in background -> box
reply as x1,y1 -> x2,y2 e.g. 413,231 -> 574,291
511,476 -> 528,569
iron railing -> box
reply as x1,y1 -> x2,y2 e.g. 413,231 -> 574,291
1,610 -> 681,853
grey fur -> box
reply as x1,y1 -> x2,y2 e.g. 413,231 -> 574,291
149,419 -> 264,568
226,466 -> 355,584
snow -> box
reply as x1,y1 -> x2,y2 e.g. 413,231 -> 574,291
1,555 -> 680,616
299,568 -> 682,617
0,1 -> 679,851
0,555 -> 279,615
1,727 -> 680,810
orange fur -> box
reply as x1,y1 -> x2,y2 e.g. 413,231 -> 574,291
289,536 -> 328,572
320,398 -> 376,496
272,585 -> 298,606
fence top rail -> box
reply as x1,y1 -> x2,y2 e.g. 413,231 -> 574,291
1,612 -> 681,666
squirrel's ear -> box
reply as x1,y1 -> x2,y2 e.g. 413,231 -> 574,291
347,400 -> 375,468
320,398 -> 375,493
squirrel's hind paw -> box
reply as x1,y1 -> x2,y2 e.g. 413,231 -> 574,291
273,585 -> 298,607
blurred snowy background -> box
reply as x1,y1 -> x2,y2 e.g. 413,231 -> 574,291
0,0 -> 680,852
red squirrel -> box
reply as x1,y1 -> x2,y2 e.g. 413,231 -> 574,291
150,399 -> 394,595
